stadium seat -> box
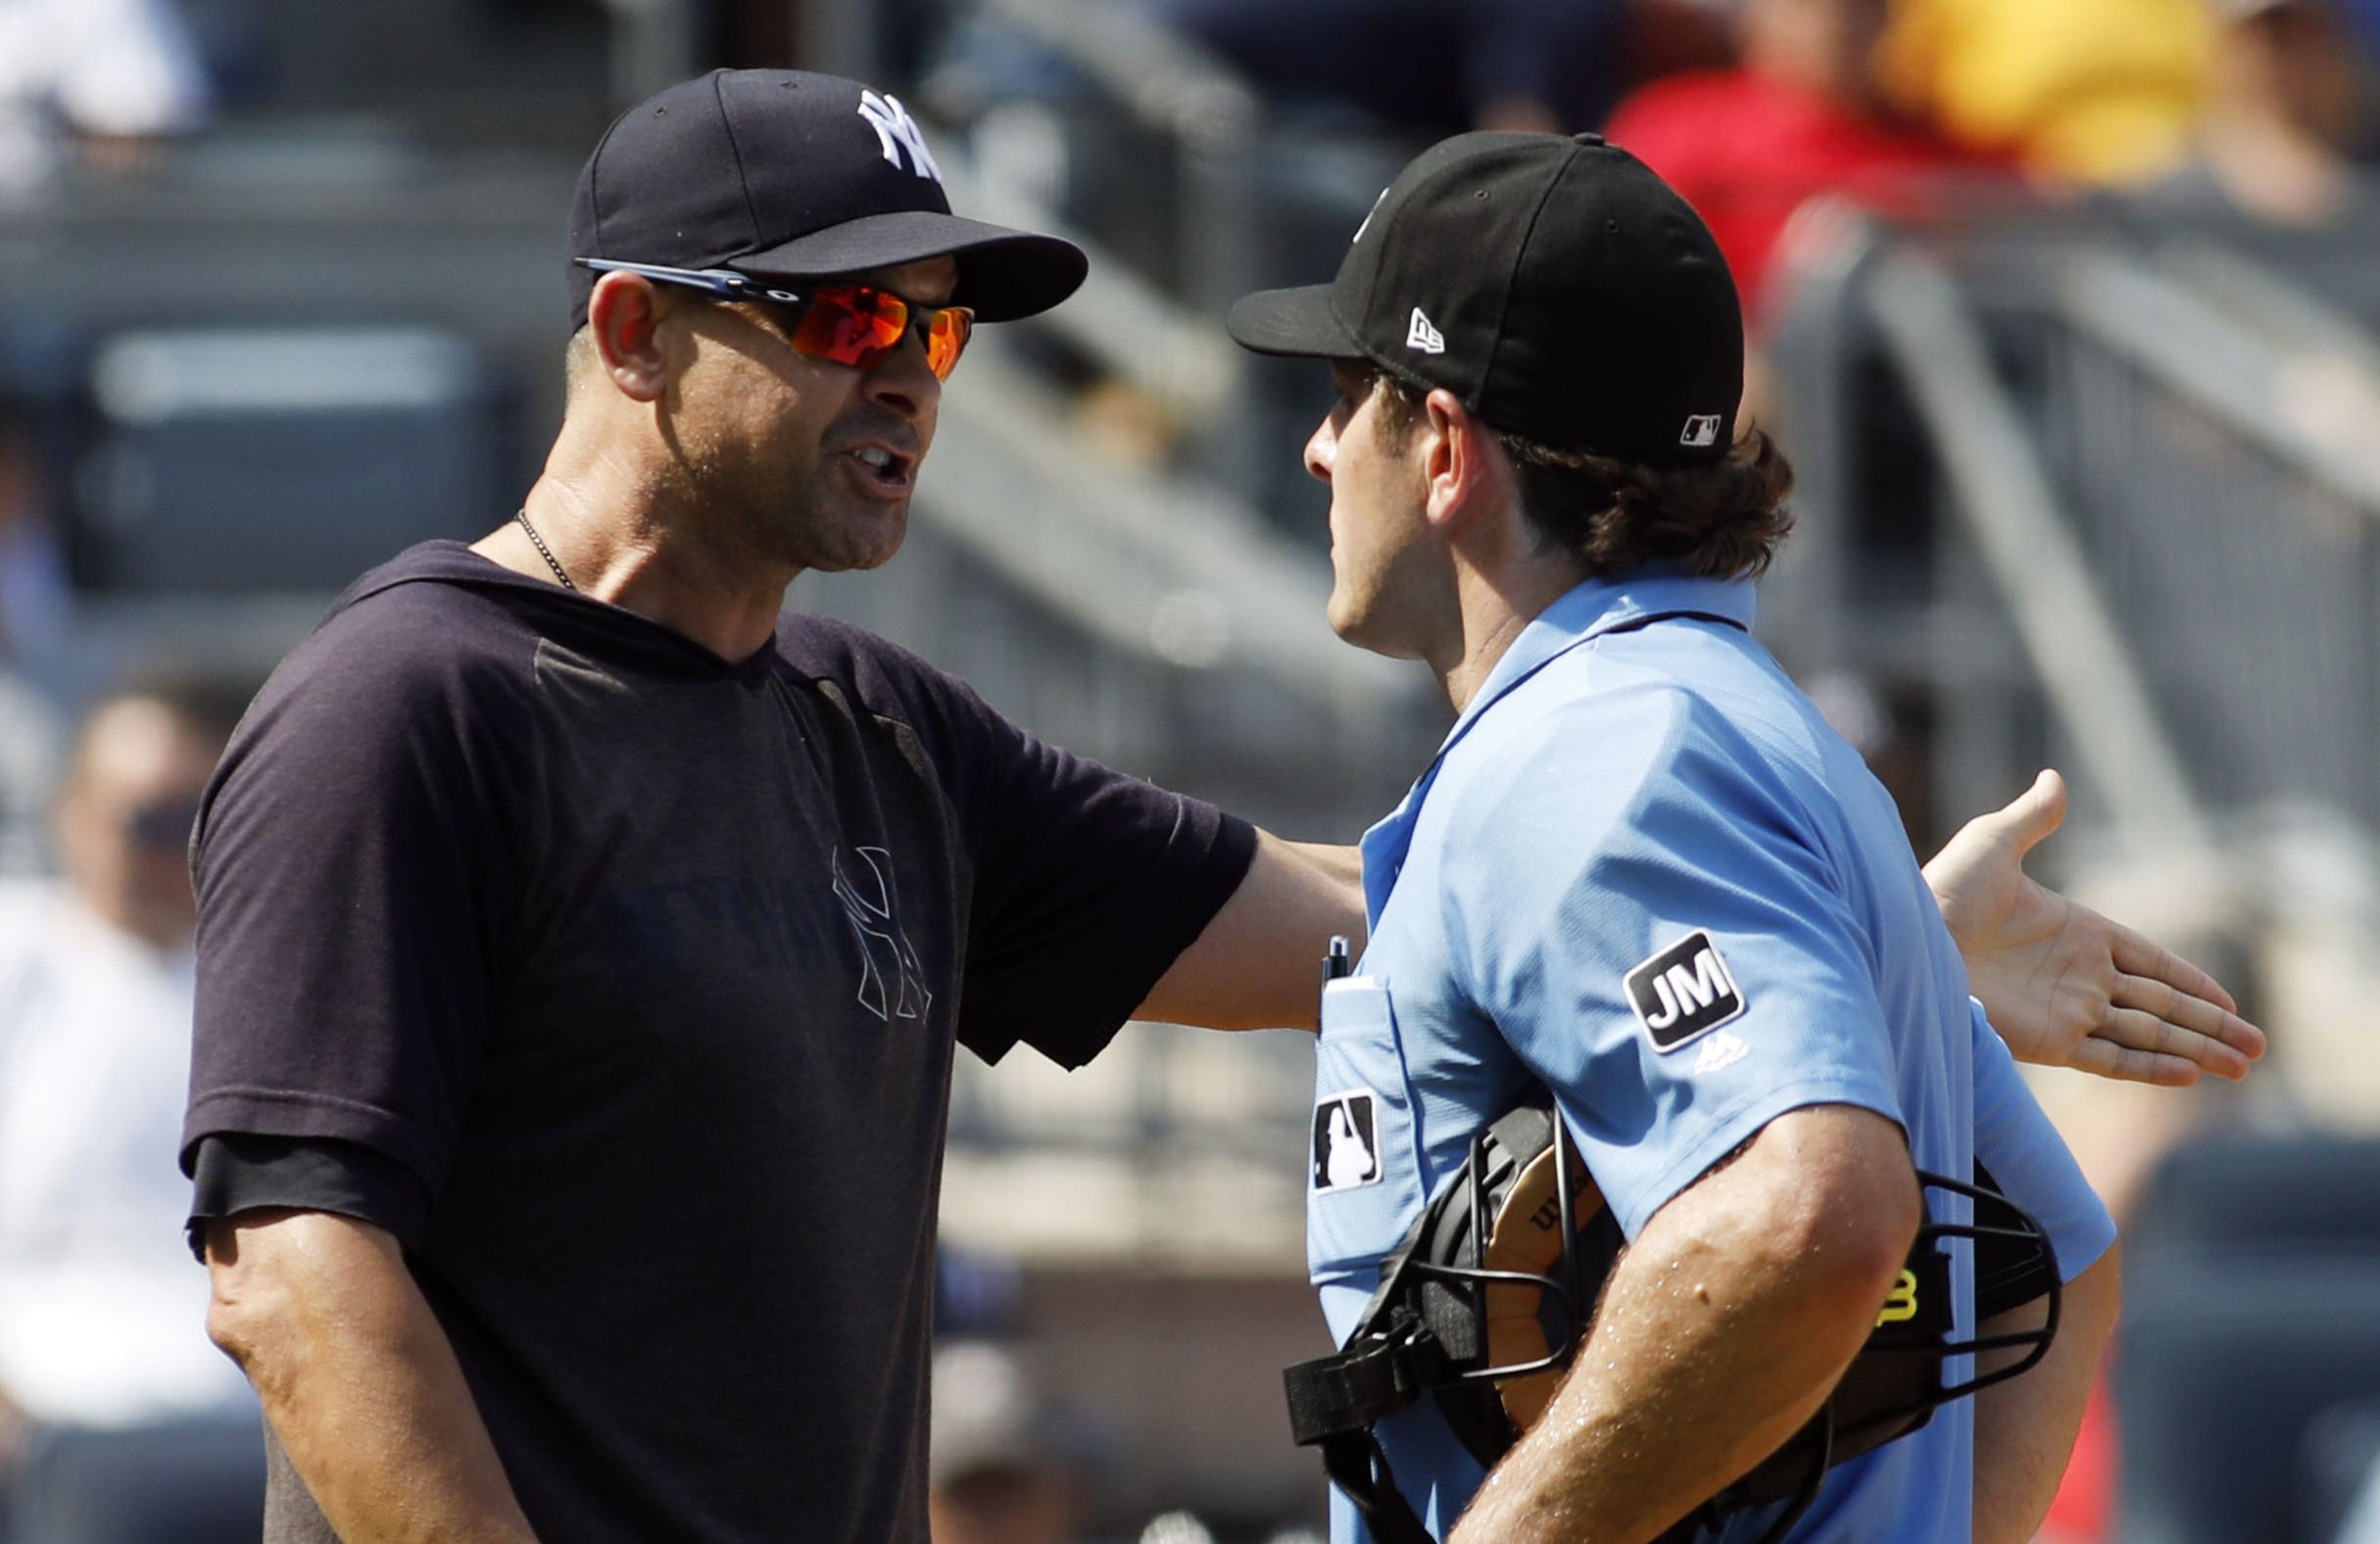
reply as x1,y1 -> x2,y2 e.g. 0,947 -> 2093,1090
2117,1134 -> 2380,1544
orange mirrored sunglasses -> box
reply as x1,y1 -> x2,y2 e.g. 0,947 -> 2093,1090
577,259 -> 975,379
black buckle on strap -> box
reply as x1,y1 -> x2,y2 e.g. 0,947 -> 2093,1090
1285,1328 -> 1428,1446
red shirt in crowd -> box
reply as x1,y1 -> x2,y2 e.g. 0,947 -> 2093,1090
1605,70 -> 2013,330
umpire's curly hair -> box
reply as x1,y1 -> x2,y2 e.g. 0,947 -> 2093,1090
1370,373 -> 1795,580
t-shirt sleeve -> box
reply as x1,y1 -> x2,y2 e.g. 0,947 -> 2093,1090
185,1134 -> 433,1260
182,601 -> 528,1196
924,674 -> 1256,1069
1445,691 -> 1906,1238
1968,998 -> 2117,1281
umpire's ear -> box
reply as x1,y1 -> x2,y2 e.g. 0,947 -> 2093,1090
1418,388 -> 1506,538
585,271 -> 674,405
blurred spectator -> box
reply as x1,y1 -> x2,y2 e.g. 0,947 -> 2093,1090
0,419 -> 64,666
931,1341 -> 1083,1544
1624,0 -> 1742,84
0,407 -> 67,880
939,1244 -> 1028,1339
1133,0 -> 1626,135
1874,0 -> 2212,186
1605,0 -> 2013,330
934,0 -> 1626,140
0,0 -> 212,190
2141,0 -> 2374,225
716,0 -> 800,68
0,680 -> 259,1543
0,675 -> 52,879
0,413 -> 66,877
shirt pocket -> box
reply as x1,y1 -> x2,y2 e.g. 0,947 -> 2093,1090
1307,977 -> 1426,1286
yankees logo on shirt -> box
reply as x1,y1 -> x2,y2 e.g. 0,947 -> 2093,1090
833,844 -> 932,1022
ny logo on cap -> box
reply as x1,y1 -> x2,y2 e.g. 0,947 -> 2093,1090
1680,414 -> 1722,449
857,90 -> 941,183
1406,308 -> 1446,356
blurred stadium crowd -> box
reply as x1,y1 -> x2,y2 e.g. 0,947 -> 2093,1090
4,0 -> 2380,1541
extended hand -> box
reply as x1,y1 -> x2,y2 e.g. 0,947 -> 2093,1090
1924,770 -> 2265,1086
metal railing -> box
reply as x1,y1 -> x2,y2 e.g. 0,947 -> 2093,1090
1863,246 -> 2219,866
975,0 -> 1262,153
1763,205 -> 2380,867
934,150 -> 1239,424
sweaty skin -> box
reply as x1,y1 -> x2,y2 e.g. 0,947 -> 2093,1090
1450,1106 -> 1920,1544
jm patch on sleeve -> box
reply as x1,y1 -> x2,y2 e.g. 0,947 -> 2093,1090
1625,930 -> 1745,1052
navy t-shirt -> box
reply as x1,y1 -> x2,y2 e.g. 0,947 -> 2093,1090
182,542 -> 1256,1543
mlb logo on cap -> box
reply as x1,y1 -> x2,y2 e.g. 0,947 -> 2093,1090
1680,414 -> 1723,449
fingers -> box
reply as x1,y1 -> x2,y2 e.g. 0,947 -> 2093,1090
2117,975 -> 2265,1061
2010,768 -> 2068,854
2095,999 -> 2259,1081
2107,934 -> 2265,1065
2109,925 -> 2241,1016
1967,768 -> 2068,858
2066,1035 -> 2202,1087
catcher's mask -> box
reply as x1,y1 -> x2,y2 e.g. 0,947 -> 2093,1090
1283,1101 -> 2062,1544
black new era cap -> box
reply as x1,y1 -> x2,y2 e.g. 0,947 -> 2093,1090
568,70 -> 1088,328
1228,132 -> 1743,467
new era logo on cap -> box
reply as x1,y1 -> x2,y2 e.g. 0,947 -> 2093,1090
1680,414 -> 1722,449
1406,308 -> 1446,356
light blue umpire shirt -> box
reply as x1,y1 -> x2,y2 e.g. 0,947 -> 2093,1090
1307,570 -> 2116,1543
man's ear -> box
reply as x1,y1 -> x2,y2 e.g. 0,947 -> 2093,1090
585,273 -> 674,404
1419,388 -> 1501,533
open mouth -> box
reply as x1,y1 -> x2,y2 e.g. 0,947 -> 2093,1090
848,444 -> 915,495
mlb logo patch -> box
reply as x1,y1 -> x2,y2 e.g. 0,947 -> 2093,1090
1625,930 -> 1746,1052
1312,1090 -> 1383,1192
1679,414 -> 1723,449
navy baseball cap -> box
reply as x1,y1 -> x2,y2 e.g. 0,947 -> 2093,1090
1227,132 -> 1743,466
568,70 -> 1089,328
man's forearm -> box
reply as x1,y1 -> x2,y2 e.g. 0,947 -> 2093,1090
1974,1243 -> 2120,1544
1139,833 -> 1363,1030
1450,1107 -> 1919,1544
206,1210 -> 538,1544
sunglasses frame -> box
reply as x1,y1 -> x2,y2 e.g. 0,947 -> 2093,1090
574,258 -> 972,378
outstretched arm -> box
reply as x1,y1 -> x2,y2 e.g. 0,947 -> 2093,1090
1137,832 -> 1363,1031
1924,770 -> 2264,1086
